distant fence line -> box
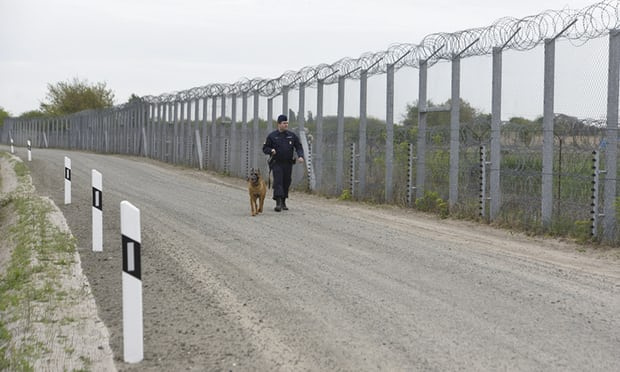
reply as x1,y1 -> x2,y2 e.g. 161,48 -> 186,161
2,1 -> 620,244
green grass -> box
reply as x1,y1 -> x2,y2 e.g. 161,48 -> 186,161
0,153 -> 83,371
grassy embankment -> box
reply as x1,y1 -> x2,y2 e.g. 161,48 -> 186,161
0,153 -> 92,372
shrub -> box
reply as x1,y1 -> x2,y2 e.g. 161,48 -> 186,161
415,191 -> 449,218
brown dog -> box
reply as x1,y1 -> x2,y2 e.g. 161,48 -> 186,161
248,168 -> 267,216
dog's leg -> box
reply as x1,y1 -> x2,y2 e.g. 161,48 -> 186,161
258,195 -> 264,213
250,195 -> 256,216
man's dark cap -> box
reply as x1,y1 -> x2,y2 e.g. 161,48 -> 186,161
277,114 -> 288,123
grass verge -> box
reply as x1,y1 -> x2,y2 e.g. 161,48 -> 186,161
0,153 -> 89,371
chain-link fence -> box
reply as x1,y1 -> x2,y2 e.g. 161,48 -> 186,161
2,1 -> 620,244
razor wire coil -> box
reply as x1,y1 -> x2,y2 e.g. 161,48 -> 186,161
141,0 -> 620,105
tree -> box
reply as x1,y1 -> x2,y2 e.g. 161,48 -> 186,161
0,106 -> 9,128
506,116 -> 532,126
40,77 -> 115,115
401,98 -> 488,146
288,109 -> 296,123
402,100 -> 421,127
19,110 -> 46,118
503,116 -> 538,145
402,99 -> 479,128
127,93 -> 143,104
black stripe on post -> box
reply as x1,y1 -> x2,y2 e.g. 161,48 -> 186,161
92,187 -> 102,210
65,168 -> 71,181
122,235 -> 141,280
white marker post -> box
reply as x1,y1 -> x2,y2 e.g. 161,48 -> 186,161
10,138 -> 14,154
121,201 -> 143,363
27,140 -> 32,161
64,157 -> 71,204
92,170 -> 103,252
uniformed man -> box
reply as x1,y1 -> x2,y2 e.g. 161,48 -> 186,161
262,114 -> 304,212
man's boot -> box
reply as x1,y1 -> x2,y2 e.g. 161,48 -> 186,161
281,198 -> 288,210
274,197 -> 282,212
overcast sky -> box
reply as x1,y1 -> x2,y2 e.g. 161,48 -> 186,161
0,0 -> 601,117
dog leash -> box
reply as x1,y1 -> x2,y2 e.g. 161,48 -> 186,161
267,155 -> 273,189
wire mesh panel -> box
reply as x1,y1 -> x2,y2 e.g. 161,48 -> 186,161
498,124 -> 545,228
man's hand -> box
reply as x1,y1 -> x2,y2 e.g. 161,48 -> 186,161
297,157 -> 304,164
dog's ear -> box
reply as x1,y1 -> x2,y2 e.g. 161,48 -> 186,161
256,169 -> 261,175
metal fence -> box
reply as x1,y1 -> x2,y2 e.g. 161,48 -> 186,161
2,0 -> 620,243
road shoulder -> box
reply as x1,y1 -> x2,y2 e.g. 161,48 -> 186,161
0,153 -> 116,371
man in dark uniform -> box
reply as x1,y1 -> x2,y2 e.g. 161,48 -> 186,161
262,114 -> 304,212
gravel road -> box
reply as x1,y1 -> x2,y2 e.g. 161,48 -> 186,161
8,146 -> 620,371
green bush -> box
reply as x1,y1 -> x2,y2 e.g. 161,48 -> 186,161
338,189 -> 352,201
572,220 -> 592,243
415,191 -> 449,218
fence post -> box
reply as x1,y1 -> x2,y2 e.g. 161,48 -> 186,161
267,97 -> 273,133
253,90 -> 260,170
449,55 -> 461,208
490,47 -> 502,221
416,59 -> 428,200
220,94 -> 226,125
141,102 -> 148,157
154,103 -> 160,159
205,135 -> 210,169
316,80 -> 324,191
542,38 -> 556,228
298,81 -> 306,132
223,138 -> 229,174
186,106 -> 192,165
282,86 -> 289,117
591,150 -> 602,237
231,94 -> 238,176
299,130 -> 315,191
245,140 -> 250,178
336,76 -> 345,194
479,145 -> 487,219
407,143 -> 416,207
159,104 -> 167,159
241,91 -> 248,176
195,129 -> 203,170
178,102 -> 185,162
172,102 -> 179,163
386,63 -> 395,202
603,29 -> 620,242
350,142 -> 356,197
359,70 -> 368,198
210,97 -> 217,170
200,98 -> 207,167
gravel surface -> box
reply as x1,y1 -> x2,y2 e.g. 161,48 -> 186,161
6,146 -> 620,371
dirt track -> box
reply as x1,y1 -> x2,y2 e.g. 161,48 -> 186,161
6,146 -> 620,371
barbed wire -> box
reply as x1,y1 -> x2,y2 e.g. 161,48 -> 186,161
141,0 -> 620,105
